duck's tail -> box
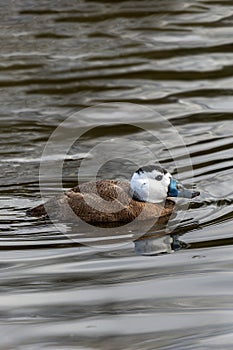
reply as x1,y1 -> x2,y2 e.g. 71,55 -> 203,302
26,203 -> 48,218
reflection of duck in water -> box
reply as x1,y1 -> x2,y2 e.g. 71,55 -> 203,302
134,221 -> 199,256
135,233 -> 181,256
27,165 -> 200,224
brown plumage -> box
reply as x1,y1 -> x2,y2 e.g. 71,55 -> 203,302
27,180 -> 175,225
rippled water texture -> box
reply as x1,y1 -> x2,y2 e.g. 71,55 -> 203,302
1,0 -> 233,349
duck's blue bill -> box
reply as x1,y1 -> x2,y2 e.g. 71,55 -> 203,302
168,178 -> 179,197
168,178 -> 200,198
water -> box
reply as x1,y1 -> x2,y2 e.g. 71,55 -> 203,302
1,0 -> 233,349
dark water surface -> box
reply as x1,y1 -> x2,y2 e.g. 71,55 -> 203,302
1,0 -> 233,349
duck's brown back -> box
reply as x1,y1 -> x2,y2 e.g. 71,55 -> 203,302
27,180 -> 175,224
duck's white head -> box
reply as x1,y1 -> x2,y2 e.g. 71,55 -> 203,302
130,165 -> 199,203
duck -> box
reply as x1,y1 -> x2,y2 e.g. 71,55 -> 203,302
27,164 -> 200,225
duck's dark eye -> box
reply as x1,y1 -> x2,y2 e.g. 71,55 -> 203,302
155,174 -> 163,181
